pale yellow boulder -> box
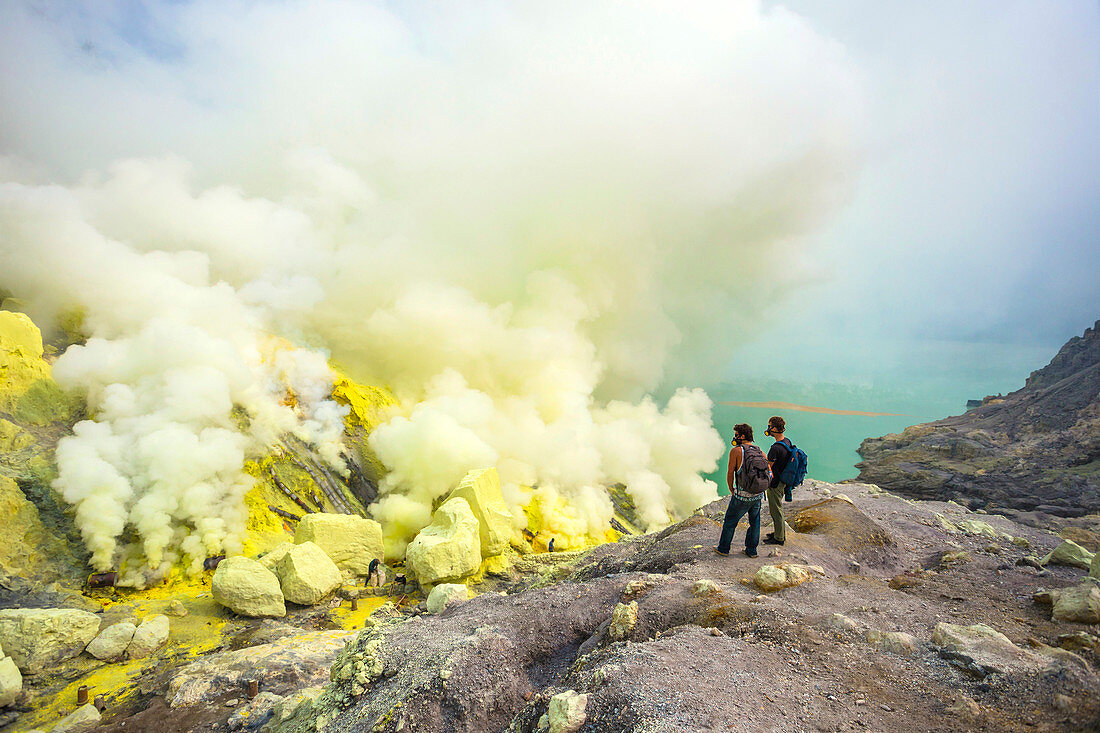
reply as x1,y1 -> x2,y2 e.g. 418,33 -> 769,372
444,468 -> 511,557
0,656 -> 21,707
753,564 -> 814,593
0,608 -> 100,674
1041,540 -> 1095,570
212,556 -> 286,618
293,514 -> 384,576
406,498 -> 483,585
127,615 -> 170,658
426,583 -> 468,614
276,542 -> 342,606
86,621 -> 137,661
1090,550 -> 1100,581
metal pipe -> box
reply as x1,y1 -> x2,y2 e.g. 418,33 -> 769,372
282,439 -> 349,514
350,598 -> 358,611
268,467 -> 316,514
317,462 -> 357,515
283,435 -> 355,514
77,685 -> 89,705
268,505 -> 301,522
247,679 -> 258,699
86,572 -> 118,588
93,695 -> 106,712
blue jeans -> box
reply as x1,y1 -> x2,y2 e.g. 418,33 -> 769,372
717,495 -> 762,554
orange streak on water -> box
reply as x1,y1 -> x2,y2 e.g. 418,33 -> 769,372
718,400 -> 909,417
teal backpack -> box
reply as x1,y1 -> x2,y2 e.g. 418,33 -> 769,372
777,439 -> 808,489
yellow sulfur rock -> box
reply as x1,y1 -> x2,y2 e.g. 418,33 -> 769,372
444,468 -> 511,557
211,557 -> 286,618
406,498 -> 483,586
276,542 -> 342,606
294,514 -> 385,576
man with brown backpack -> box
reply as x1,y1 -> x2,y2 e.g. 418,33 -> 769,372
714,423 -> 772,558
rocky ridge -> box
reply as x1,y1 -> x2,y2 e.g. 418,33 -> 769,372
856,320 -> 1100,521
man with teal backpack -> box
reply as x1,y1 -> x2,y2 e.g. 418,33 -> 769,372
762,416 -> 808,545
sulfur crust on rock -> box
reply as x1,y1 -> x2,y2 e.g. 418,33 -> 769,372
0,311 -> 76,425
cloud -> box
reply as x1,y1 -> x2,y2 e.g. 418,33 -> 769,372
0,0 -> 865,573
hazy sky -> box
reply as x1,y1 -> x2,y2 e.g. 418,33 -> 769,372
2,0 -> 1098,393
748,0 -> 1100,387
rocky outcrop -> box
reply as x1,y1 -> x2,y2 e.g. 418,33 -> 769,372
406,497 -> 483,585
857,320 -> 1100,518
275,542 -> 341,606
444,467 -> 511,557
0,608 -> 100,674
293,514 -> 384,576
167,630 -> 355,707
212,556 -> 286,618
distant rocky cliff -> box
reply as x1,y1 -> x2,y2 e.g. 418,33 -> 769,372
856,321 -> 1100,521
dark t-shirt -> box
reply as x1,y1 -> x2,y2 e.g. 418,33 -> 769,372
768,439 -> 792,488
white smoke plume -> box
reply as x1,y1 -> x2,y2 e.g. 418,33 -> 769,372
0,1 -> 863,568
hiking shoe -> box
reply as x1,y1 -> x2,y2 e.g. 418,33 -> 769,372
713,547 -> 730,557
763,534 -> 785,546
743,549 -> 758,558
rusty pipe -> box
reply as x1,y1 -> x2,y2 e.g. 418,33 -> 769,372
86,572 -> 118,588
77,685 -> 89,705
247,679 -> 258,699
268,467 -> 316,514
93,695 -> 106,712
268,505 -> 301,523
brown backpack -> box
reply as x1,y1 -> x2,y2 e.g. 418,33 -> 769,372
736,444 -> 772,495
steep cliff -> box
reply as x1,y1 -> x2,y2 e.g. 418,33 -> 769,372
856,321 -> 1100,519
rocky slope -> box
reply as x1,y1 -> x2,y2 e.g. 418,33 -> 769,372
62,481 -> 1097,733
856,320 -> 1100,522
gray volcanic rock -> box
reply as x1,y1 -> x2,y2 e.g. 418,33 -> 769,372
856,320 -> 1100,519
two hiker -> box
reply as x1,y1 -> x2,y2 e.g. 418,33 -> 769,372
715,416 -> 802,557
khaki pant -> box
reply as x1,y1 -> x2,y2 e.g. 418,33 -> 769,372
766,483 -> 787,542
